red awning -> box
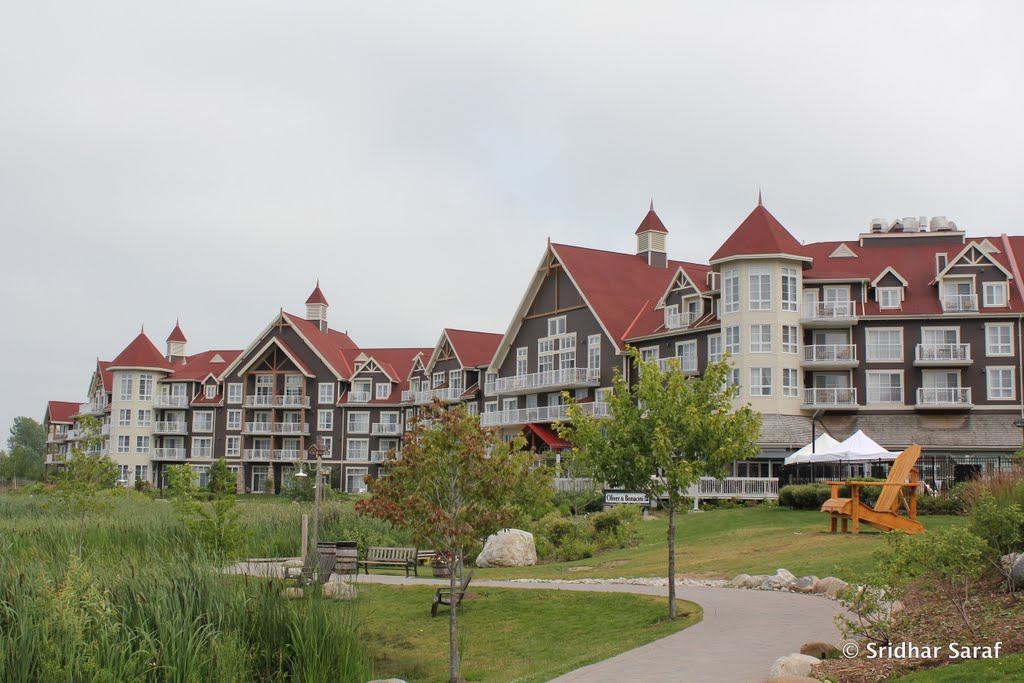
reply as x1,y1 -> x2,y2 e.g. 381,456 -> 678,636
525,423 -> 572,449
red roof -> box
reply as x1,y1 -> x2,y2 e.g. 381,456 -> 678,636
46,400 -> 80,424
167,320 -> 187,343
170,349 -> 243,381
634,207 -> 669,235
525,423 -> 572,449
306,280 -> 328,305
109,332 -> 173,371
445,329 -> 502,368
340,347 -> 432,402
709,204 -> 805,262
97,360 -> 113,391
283,312 -> 358,378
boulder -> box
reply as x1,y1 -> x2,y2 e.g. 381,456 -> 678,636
794,576 -> 819,593
769,568 -> 798,590
1011,555 -> 1024,591
800,641 -> 840,659
280,587 -> 304,599
740,574 -> 769,589
323,581 -> 357,601
768,653 -> 820,679
731,573 -> 752,588
475,529 -> 537,568
813,576 -> 849,597
1000,552 -> 1021,576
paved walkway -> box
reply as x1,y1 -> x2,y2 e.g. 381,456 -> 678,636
228,563 -> 846,683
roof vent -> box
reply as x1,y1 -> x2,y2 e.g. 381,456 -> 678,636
902,217 -> 919,232
869,218 -> 886,233
929,216 -> 949,231
889,220 -> 904,233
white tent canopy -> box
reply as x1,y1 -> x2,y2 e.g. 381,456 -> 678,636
784,433 -> 842,465
785,430 -> 899,465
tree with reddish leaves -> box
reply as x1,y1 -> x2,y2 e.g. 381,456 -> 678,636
357,400 -> 549,683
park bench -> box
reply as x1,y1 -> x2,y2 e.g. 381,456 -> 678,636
431,571 -> 474,617
358,546 -> 419,577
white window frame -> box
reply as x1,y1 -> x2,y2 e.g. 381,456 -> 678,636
865,327 -> 904,362
547,316 -> 567,336
708,334 -> 722,363
135,464 -> 149,485
345,466 -> 369,493
748,265 -> 772,310
346,439 -> 370,461
723,268 -> 739,314
120,375 -> 133,401
782,325 -> 799,354
588,334 -> 601,370
877,287 -> 902,310
984,282 -> 1008,308
117,435 -> 130,453
866,370 -> 904,404
136,409 -> 151,428
138,374 -> 153,402
321,436 -> 333,456
205,384 -> 218,399
749,324 -> 772,353
985,323 -> 1014,357
192,411 -> 213,432
318,409 -> 334,431
135,435 -> 150,454
781,267 -> 798,312
346,411 -> 370,434
640,346 -> 659,363
749,368 -> 772,397
319,382 -> 335,404
987,366 -> 1016,400
226,435 -> 241,457
376,383 -> 391,400
516,347 -> 528,376
227,383 -> 242,404
227,409 -> 242,431
119,408 -> 131,427
724,326 -> 740,355
782,368 -> 799,398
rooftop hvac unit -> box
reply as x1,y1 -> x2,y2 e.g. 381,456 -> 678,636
869,218 -> 886,233
902,216 -> 919,232
929,216 -> 949,231
889,219 -> 904,232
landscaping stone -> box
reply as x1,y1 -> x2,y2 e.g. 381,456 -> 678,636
282,558 -> 304,568
1010,555 -> 1024,591
769,568 -> 798,590
280,587 -> 304,599
813,576 -> 848,597
1000,552 -> 1021,577
799,641 -> 839,659
768,653 -> 820,679
323,581 -> 357,600
794,576 -> 819,593
475,528 -> 537,568
730,573 -> 752,587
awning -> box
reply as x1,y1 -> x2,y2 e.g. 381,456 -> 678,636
525,423 -> 572,449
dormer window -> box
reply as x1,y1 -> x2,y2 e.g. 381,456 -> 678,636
941,279 -> 977,312
877,287 -> 902,310
664,304 -> 680,328
375,383 -> 391,400
984,282 -> 1008,307
205,385 -> 218,399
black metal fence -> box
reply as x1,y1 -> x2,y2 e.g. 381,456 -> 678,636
778,454 -> 1019,493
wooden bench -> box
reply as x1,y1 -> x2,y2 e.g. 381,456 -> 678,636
358,546 -> 419,577
417,549 -> 437,565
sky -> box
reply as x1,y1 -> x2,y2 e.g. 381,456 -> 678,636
1,1 -> 1023,437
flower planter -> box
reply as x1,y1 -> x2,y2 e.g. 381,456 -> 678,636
431,563 -> 451,578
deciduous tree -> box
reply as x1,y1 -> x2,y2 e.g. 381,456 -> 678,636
4,416 -> 46,484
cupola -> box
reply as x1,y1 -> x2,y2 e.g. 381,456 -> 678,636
166,319 -> 187,361
635,200 -> 668,268
306,280 -> 329,332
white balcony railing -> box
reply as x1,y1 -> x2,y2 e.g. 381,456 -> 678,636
78,400 -> 107,416
192,447 -> 213,458
915,343 -> 972,363
917,387 -> 973,407
273,449 -> 301,461
684,476 -> 779,500
348,391 -> 372,403
273,422 -> 309,435
153,447 -> 187,460
154,395 -> 190,409
243,395 -> 311,408
801,344 -> 858,364
154,421 -> 189,435
406,387 -> 465,404
480,401 -> 610,427
802,387 -> 858,407
400,390 -> 414,401
371,422 -> 403,435
494,367 -> 601,395
656,356 -> 698,373
192,422 -> 214,434
665,310 -> 699,330
800,300 -> 858,322
243,422 -> 272,434
941,294 -> 978,313
370,450 -> 390,463
244,449 -> 271,461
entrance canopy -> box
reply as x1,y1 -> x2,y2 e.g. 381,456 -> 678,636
524,423 -> 571,450
784,433 -> 841,465
788,430 -> 899,464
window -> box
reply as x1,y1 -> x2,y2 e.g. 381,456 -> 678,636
346,467 -> 369,494
878,287 -> 902,309
781,267 -> 798,311
192,437 -> 213,458
867,372 -> 903,404
986,323 -> 1014,356
226,436 -> 240,457
547,316 -> 567,336
432,372 -> 445,388
321,436 -> 333,456
346,412 -> 369,433
346,439 -> 369,461
748,266 -> 771,310
118,464 -> 129,484
228,383 -> 242,404
135,464 -> 149,485
749,368 -> 772,396
538,346 -> 555,373
723,268 -> 739,314
727,368 -> 741,389
449,371 -> 463,391
750,324 -> 772,353
376,383 -> 391,399
119,409 -> 131,427
588,334 -> 601,370
138,375 -> 153,401
484,372 -> 497,394
559,335 -> 576,369
640,347 -> 659,362
351,380 -> 371,401
193,411 -> 213,432
676,340 -> 697,371
135,435 -> 150,453
725,326 -> 740,355
251,466 -> 268,493
205,384 -> 218,399
596,387 -> 613,403
466,403 -> 479,416
516,348 -> 528,376
502,398 -> 518,413
117,435 -> 130,453
988,367 -> 1015,400
782,368 -> 799,397
318,410 -> 334,431
120,375 -> 133,401
708,334 -> 722,363
227,409 -> 241,430
318,382 -> 335,404
136,409 -> 151,428
865,328 -> 903,361
984,282 -> 1008,307
782,325 -> 799,354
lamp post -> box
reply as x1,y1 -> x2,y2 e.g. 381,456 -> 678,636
297,437 -> 327,581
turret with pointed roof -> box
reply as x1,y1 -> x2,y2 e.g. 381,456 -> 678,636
109,330 -> 173,372
306,280 -> 329,332
635,200 -> 669,268
709,201 -> 810,265
166,319 -> 187,362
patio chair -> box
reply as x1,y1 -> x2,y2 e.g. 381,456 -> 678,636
820,444 -> 924,534
431,571 -> 474,617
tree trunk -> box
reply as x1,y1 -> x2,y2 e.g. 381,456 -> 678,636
448,559 -> 459,682
77,508 -> 86,560
667,502 -> 676,620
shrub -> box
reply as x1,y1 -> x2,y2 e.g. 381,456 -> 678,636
558,537 -> 595,562
917,493 -> 963,515
959,468 -> 1024,511
553,489 -> 603,515
968,490 -> 1024,557
779,484 -> 831,510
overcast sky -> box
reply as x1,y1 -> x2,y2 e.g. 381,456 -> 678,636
2,1 -> 1023,436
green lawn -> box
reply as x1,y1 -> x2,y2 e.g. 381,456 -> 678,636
476,507 -> 966,581
356,584 -> 700,682
891,653 -> 1024,681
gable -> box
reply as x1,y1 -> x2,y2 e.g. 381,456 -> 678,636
937,241 -> 1013,280
830,243 -> 858,258
656,267 -> 698,309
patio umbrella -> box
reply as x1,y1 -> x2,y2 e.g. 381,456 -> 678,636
805,430 -> 898,463
784,433 -> 842,466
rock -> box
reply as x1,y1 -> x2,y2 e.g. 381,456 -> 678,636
1010,556 -> 1024,591
282,558 -> 304,569
475,529 -> 537,568
731,573 -> 752,587
769,568 -> 798,590
1001,552 -> 1021,576
800,641 -> 840,659
768,653 -> 820,679
280,587 -> 304,599
323,581 -> 357,601
813,576 -> 849,597
794,575 -> 819,593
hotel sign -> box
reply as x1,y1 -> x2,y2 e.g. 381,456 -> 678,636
604,491 -> 652,506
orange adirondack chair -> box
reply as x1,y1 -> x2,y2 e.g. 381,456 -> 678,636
820,444 -> 924,535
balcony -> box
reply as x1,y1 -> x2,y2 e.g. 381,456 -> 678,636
370,450 -> 391,463
916,387 -> 973,409
192,447 -> 213,459
243,422 -> 271,434
941,294 -> 978,313
480,401 -> 610,428
348,391 -> 372,403
153,447 -> 187,460
800,345 -> 859,369
801,387 -> 858,409
273,422 -> 309,435
244,449 -> 271,461
800,301 -> 858,327
914,343 -> 972,366
404,387 -> 465,405
192,422 -> 214,434
371,422 -> 403,435
243,395 -> 311,408
154,395 -> 190,409
656,356 -> 698,374
78,400 -> 107,416
665,310 -> 699,330
273,449 -> 301,461
494,368 -> 601,396
47,432 -> 68,444
154,421 -> 188,435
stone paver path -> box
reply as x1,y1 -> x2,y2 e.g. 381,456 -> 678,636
227,563 -> 846,683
